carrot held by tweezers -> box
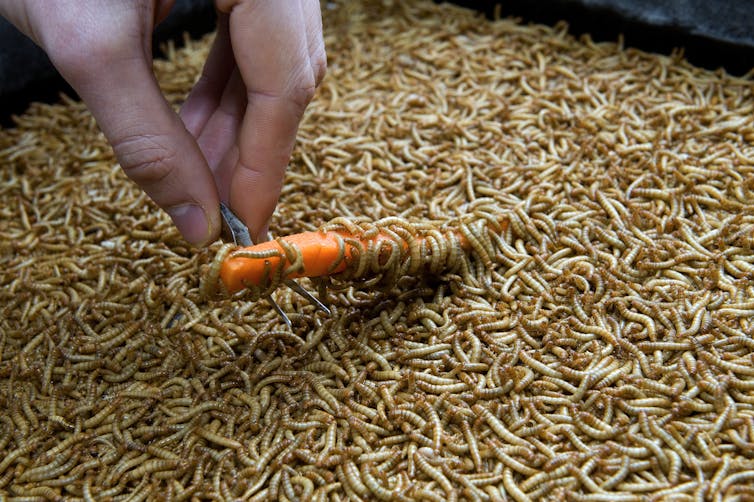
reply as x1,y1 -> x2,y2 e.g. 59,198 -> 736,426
221,230 -> 386,293
216,203 -> 330,323
202,214 -> 509,299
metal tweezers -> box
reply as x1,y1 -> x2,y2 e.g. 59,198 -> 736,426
219,203 -> 330,327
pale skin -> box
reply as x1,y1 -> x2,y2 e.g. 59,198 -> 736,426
0,0 -> 326,245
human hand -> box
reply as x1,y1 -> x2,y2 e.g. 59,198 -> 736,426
0,0 -> 326,245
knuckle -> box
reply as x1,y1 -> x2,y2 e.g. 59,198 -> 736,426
286,61 -> 323,110
311,53 -> 327,87
114,134 -> 177,186
290,83 -> 317,110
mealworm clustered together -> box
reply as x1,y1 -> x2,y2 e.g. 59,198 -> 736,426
203,213 -> 500,300
3,0 -> 754,500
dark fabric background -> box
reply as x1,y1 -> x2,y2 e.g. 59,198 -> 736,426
455,0 -> 754,74
0,0 -> 217,123
1,0 -> 753,123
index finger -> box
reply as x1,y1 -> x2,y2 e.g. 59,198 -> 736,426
222,0 -> 320,242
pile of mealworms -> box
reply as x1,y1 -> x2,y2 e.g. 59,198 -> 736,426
2,1 -> 754,500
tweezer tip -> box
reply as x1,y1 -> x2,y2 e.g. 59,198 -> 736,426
267,296 -> 292,329
221,202 -> 329,321
284,279 -> 331,316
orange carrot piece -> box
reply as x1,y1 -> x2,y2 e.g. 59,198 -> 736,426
221,230 -> 430,294
220,231 -> 347,294
219,218 -> 509,295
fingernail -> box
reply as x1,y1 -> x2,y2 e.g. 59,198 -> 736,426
167,204 -> 210,246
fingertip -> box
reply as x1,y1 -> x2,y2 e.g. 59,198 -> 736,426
167,203 -> 212,246
167,199 -> 222,246
230,177 -> 281,244
77,64 -> 222,247
258,223 -> 271,244
205,202 -> 222,244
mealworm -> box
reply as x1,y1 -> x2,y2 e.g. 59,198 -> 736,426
414,451 -> 457,501
195,427 -> 243,450
487,440 -> 539,477
360,463 -> 403,501
473,405 -> 530,448
339,460 -> 369,497
503,467 -> 532,502
7,2 -> 754,500
18,452 -> 80,483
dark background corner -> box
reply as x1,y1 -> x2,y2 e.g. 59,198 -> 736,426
2,0 -> 753,126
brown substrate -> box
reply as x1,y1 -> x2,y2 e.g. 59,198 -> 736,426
2,2 -> 754,500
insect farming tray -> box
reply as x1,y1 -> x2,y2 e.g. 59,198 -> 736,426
2,1 -> 754,500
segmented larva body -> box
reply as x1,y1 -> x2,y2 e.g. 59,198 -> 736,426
203,213 -> 507,300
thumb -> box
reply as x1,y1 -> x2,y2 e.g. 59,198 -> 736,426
62,44 -> 221,246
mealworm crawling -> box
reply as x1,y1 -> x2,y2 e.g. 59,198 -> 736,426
360,463 -> 404,501
472,405 -> 531,448
414,450 -> 457,501
6,1 -> 754,500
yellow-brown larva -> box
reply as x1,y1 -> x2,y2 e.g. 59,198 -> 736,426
4,0 -> 754,499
